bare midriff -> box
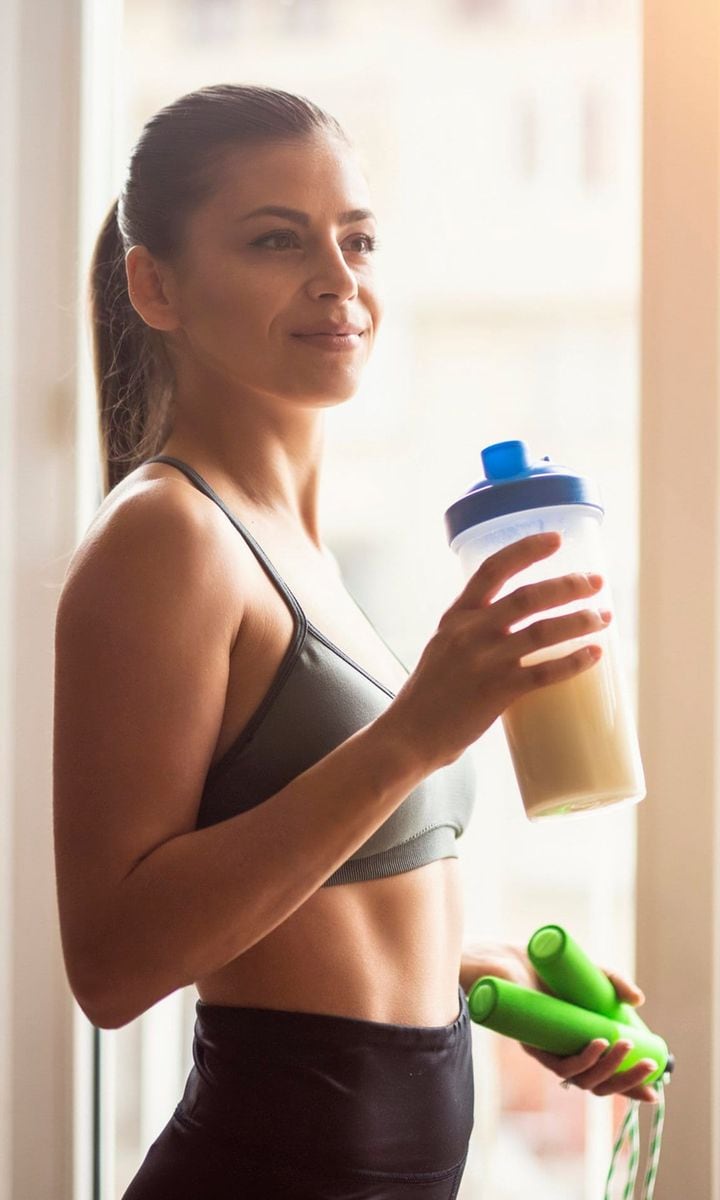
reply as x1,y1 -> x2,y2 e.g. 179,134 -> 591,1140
195,857 -> 465,1027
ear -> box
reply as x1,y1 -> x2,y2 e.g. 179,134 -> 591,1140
125,245 -> 182,333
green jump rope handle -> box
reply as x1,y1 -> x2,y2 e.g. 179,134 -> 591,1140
467,924 -> 672,1086
468,976 -> 668,1086
528,924 -> 649,1035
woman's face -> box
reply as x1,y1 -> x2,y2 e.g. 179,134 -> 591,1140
161,133 -> 383,411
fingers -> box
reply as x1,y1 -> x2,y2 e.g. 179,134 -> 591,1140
492,572 -> 605,631
458,557 -> 610,670
448,536 -> 612,696
522,1039 -> 661,1103
517,642 -> 603,691
512,607 -> 611,659
600,966 -> 646,1007
623,1085 -> 661,1103
591,1066 -> 660,1102
521,1038 -> 613,1076
456,532 -> 563,610
564,1041 -> 657,1095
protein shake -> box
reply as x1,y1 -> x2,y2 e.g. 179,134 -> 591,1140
444,440 -> 645,821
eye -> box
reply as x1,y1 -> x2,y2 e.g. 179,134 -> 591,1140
348,233 -> 380,255
251,231 -> 380,254
252,231 -> 299,250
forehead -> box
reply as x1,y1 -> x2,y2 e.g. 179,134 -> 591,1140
207,135 -> 372,221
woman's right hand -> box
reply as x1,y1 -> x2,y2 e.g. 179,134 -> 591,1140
384,531 -> 610,771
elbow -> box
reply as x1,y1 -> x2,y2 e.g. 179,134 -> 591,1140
69,961 -> 184,1030
72,978 -> 139,1030
63,924 -> 185,1029
75,995 -> 126,1031
67,956 -> 145,1030
78,988 -> 152,1030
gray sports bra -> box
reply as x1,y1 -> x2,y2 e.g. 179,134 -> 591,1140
145,455 -> 477,886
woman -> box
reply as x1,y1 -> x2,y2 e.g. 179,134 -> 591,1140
53,83 -> 658,1199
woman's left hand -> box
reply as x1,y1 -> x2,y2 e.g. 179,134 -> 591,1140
462,941 -> 660,1104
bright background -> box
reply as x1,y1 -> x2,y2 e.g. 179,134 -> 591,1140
2,0 -> 717,1198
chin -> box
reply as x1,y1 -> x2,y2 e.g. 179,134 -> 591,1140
288,379 -> 363,408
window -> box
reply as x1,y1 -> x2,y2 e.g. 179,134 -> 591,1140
180,0 -> 243,43
582,89 -> 613,187
516,95 -> 539,182
277,0 -> 331,38
456,0 -> 511,22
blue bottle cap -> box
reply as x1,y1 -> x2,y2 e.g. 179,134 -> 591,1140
444,440 -> 603,545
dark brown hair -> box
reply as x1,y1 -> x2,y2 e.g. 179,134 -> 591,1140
88,83 -> 350,495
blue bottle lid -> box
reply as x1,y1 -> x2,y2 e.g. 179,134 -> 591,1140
444,440 -> 603,545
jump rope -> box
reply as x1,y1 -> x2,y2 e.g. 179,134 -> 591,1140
467,924 -> 674,1198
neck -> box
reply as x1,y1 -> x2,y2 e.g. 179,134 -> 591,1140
157,391 -> 327,549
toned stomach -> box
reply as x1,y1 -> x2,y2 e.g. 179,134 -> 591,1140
195,856 -> 465,1027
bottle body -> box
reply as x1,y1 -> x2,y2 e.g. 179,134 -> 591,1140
452,503 -> 645,820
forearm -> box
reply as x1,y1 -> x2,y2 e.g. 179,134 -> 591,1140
81,710 -> 433,1028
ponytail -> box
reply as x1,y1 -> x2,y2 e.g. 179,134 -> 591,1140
88,198 -> 173,496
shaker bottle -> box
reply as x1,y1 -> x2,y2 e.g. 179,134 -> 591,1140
443,439 -> 645,820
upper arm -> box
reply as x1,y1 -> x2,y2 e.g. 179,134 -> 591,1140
53,481 -> 241,1000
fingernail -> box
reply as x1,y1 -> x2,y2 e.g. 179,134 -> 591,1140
642,1060 -> 658,1072
595,1039 -> 610,1051
587,573 -> 603,588
600,609 -> 612,623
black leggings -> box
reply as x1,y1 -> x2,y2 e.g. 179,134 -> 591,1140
121,985 -> 474,1199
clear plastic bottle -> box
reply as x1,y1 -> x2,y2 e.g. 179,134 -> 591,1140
444,440 -> 645,821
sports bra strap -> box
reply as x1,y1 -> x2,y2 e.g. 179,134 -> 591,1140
143,455 -> 307,627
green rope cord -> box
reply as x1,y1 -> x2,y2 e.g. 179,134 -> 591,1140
640,1076 -> 667,1200
603,1073 -> 669,1200
604,1101 -> 637,1200
623,1103 -> 640,1199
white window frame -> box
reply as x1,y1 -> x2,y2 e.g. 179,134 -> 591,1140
0,0 -> 124,1197
1,0 -> 84,1194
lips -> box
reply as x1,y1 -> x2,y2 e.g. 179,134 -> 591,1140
292,331 -> 364,352
292,324 -> 365,336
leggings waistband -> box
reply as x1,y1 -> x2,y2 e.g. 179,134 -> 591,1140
194,985 -> 469,1051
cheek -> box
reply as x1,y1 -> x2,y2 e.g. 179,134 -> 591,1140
185,268 -> 270,345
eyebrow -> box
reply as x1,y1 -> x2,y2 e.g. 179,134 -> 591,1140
237,205 -> 376,226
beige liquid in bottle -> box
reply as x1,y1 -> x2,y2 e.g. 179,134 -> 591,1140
502,633 -> 645,820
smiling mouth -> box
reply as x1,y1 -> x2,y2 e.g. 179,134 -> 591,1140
292,332 -> 365,350
293,330 -> 366,337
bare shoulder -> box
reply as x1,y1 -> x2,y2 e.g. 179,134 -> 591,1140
60,471 -> 244,619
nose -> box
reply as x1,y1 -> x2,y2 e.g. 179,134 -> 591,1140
304,240 -> 359,302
